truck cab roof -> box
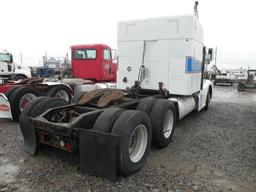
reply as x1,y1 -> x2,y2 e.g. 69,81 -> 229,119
118,14 -> 203,43
0,50 -> 11,54
70,44 -> 111,50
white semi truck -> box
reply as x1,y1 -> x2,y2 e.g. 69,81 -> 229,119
19,3 -> 213,180
0,50 -> 31,81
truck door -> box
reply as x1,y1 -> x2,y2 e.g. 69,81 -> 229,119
102,49 -> 116,81
72,49 -> 99,80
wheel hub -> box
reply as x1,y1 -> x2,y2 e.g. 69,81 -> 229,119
19,93 -> 37,111
129,124 -> 148,163
163,110 -> 174,139
55,90 -> 69,101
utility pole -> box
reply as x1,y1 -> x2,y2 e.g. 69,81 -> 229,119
66,52 -> 70,68
20,52 -> 23,64
45,50 -> 48,67
214,47 -> 217,66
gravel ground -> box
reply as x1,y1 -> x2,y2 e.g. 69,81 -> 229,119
0,85 -> 256,192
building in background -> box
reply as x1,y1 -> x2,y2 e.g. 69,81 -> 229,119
42,56 -> 70,73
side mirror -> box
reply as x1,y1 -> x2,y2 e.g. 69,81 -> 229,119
9,54 -> 13,63
206,48 -> 214,64
111,49 -> 117,60
208,48 -> 213,60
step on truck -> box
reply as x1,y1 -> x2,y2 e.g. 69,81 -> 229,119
19,3 -> 213,181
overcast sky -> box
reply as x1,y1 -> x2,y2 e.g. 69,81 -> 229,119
1,0 -> 256,69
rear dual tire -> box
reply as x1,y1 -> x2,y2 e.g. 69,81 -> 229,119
137,98 -> 176,148
93,109 -> 152,176
46,85 -> 72,102
71,91 -> 87,104
92,108 -> 125,133
111,110 -> 152,176
149,99 -> 176,148
92,98 -> 177,175
5,86 -> 20,99
136,97 -> 156,115
7,85 -> 72,121
20,97 -> 69,119
9,86 -> 40,121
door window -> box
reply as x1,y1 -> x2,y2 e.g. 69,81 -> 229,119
73,49 -> 96,59
104,49 -> 111,60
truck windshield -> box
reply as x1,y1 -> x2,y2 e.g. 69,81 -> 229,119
73,49 -> 96,60
0,53 -> 11,62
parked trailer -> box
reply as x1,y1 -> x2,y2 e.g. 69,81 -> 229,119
19,5 -> 213,180
0,78 -> 73,121
0,44 -> 117,121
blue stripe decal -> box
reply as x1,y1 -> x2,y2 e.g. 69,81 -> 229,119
186,56 -> 202,73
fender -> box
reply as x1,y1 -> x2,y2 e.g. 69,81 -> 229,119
0,93 -> 12,119
42,82 -> 73,92
203,79 -> 213,98
196,79 -> 213,111
14,69 -> 32,78
74,82 -> 117,95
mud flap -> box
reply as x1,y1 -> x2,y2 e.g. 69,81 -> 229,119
19,115 -> 37,155
0,93 -> 12,119
79,129 -> 119,181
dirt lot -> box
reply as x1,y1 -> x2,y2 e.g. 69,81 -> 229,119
0,85 -> 256,192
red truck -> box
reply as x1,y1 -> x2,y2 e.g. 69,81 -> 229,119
70,44 -> 116,82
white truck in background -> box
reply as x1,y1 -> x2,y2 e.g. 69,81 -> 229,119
19,2 -> 213,180
0,50 -> 31,81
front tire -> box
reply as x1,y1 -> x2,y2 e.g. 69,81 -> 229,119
238,84 -> 245,91
204,92 -> 211,111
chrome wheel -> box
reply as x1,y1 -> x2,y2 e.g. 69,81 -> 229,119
19,93 -> 37,111
163,110 -> 174,139
55,90 -> 69,101
129,124 -> 148,163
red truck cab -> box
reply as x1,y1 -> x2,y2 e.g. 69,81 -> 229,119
70,44 -> 116,82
